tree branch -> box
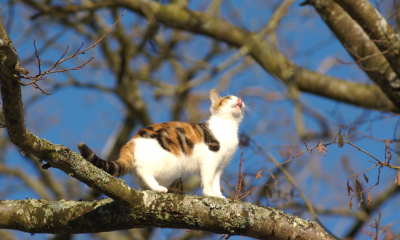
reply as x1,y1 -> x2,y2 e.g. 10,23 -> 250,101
310,0 -> 400,108
0,195 -> 334,239
334,0 -> 400,86
22,0 -> 399,112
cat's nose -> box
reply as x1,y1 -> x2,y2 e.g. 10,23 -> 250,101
237,98 -> 242,107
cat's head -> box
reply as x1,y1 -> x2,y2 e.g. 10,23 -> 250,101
209,89 -> 245,122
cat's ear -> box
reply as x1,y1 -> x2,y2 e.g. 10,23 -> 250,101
210,89 -> 221,104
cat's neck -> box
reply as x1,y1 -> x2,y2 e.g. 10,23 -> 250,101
208,115 -> 241,131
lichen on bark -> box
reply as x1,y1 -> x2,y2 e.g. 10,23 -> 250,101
0,193 -> 334,239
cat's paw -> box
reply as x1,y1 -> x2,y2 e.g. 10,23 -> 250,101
203,190 -> 225,198
152,186 -> 168,193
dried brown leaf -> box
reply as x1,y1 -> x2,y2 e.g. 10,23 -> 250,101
357,200 -> 362,209
386,139 -> 389,148
322,145 -> 328,152
356,179 -> 362,193
255,171 -> 262,179
367,192 -> 372,205
317,141 -> 328,156
278,149 -> 284,157
285,148 -> 292,157
347,181 -> 353,196
363,173 -> 369,183
317,140 -> 322,154
386,139 -> 393,162
338,131 -> 344,148
296,147 -> 301,154
349,199 -> 353,209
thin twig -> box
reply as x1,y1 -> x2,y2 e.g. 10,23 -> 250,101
234,146 -> 244,201
33,39 -> 41,75
237,186 -> 259,201
19,10 -> 127,88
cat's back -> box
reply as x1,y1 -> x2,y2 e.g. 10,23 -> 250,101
133,121 -> 206,157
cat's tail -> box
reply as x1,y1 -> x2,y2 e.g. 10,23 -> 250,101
78,142 -> 135,177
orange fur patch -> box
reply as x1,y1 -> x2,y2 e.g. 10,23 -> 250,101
134,122 -> 204,157
117,141 -> 135,174
212,96 -> 231,111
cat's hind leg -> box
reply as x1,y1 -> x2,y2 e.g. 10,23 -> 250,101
135,167 -> 168,193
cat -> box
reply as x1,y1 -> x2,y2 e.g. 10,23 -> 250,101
78,89 -> 245,198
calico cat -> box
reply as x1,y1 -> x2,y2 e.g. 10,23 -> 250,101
78,89 -> 245,198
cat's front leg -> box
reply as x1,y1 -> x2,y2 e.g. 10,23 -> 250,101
211,168 -> 225,198
201,162 -> 225,198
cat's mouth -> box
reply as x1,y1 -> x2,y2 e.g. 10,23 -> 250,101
234,98 -> 243,109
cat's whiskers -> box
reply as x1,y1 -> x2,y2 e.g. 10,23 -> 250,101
244,105 -> 255,118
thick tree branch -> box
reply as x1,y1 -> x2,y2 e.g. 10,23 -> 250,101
334,0 -> 400,88
21,0 -> 399,112
310,0 -> 400,108
0,24 -> 27,144
0,195 -> 334,239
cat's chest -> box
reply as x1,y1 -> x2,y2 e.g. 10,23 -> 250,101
208,120 -> 239,150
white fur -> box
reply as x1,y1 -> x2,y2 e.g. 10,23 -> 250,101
132,91 -> 245,198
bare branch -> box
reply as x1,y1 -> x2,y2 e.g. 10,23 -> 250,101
19,10 -> 127,89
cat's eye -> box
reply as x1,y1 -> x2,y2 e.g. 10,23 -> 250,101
225,96 -> 232,100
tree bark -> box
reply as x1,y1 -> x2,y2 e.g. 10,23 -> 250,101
0,195 -> 334,239
311,0 -> 400,107
334,0 -> 400,83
